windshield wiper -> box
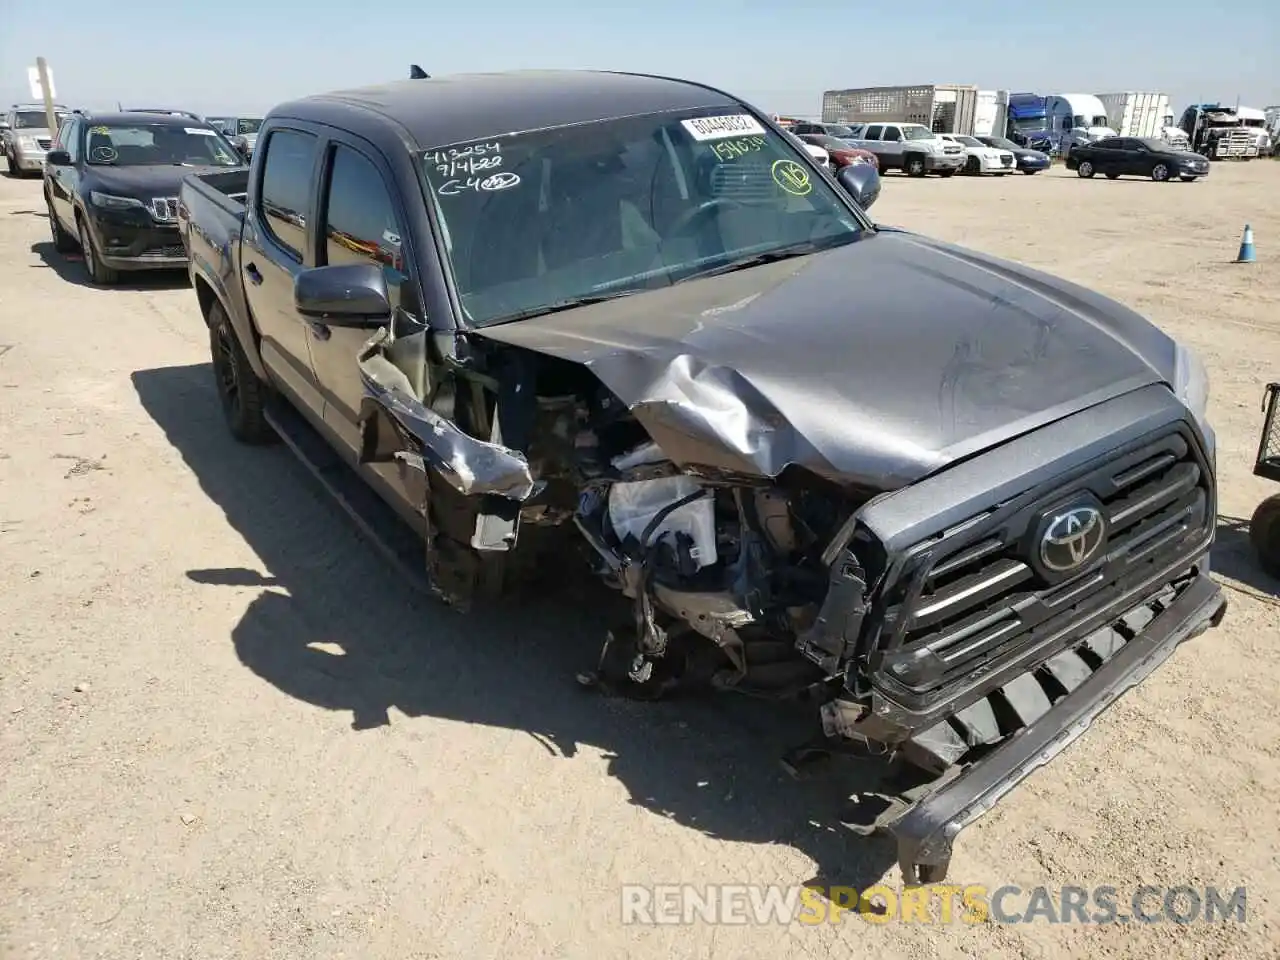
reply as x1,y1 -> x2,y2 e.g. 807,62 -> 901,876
672,238 -> 841,284
490,289 -> 643,324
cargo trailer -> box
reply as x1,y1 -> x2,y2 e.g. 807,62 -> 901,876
973,90 -> 1010,138
1096,92 -> 1171,138
822,84 -> 979,135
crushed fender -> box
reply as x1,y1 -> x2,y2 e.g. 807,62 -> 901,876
356,331 -> 537,501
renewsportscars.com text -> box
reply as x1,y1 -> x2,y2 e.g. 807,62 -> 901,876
620,883 -> 1248,926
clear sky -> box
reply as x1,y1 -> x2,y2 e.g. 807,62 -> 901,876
2,0 -> 1276,118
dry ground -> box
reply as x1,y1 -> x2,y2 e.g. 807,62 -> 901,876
1,157 -> 1278,960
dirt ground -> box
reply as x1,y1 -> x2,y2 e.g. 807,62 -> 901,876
1,157 -> 1278,960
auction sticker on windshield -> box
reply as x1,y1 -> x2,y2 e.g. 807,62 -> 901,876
681,114 -> 767,141
771,159 -> 811,196
184,127 -> 216,136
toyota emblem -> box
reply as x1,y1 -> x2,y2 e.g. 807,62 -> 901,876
1039,505 -> 1106,573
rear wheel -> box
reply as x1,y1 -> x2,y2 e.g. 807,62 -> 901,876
1077,160 -> 1095,178
1151,163 -> 1170,182
964,156 -> 980,175
1250,494 -> 1280,579
209,302 -> 275,445
904,154 -> 927,178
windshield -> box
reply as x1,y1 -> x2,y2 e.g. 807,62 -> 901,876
1011,116 -> 1045,133
984,136 -> 1019,150
822,124 -> 855,138
1139,138 -> 1178,152
902,125 -> 936,141
421,109 -> 865,327
84,123 -> 242,167
13,111 -> 66,130
954,135 -> 983,147
236,118 -> 263,135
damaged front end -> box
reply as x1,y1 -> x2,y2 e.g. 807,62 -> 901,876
354,325 -> 1225,886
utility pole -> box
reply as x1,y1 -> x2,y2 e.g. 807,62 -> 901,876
35,58 -> 58,134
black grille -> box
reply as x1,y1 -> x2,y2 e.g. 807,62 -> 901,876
877,426 -> 1212,702
149,197 -> 180,221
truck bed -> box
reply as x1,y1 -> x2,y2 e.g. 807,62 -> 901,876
177,168 -> 250,327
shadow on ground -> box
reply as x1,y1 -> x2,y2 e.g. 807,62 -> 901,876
1213,514 -> 1279,596
31,240 -> 191,292
131,362 -> 898,891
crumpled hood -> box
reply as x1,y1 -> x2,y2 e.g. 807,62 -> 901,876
87,164 -> 233,197
473,230 -> 1178,490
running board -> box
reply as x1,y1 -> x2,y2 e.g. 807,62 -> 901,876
263,400 -> 429,596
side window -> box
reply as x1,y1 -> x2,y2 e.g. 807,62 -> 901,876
63,119 -> 81,162
865,125 -> 884,141
258,129 -> 317,261
321,144 -> 418,316
881,126 -> 902,142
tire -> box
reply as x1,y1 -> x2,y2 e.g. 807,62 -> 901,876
1022,169 -> 1040,175
4,150 -> 17,177
208,302 -> 275,445
1077,160 -> 1095,178
1249,494 -> 1280,579
904,154 -> 927,178
1151,163 -> 1170,182
1180,175 -> 1198,182
1105,172 -> 1119,179
76,215 -> 118,285
937,168 -> 956,177
964,156 -> 980,175
45,191 -> 76,253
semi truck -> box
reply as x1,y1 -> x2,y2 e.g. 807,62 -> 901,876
1044,94 -> 1117,154
822,84 -> 979,135
1179,104 -> 1262,159
1006,93 -> 1051,149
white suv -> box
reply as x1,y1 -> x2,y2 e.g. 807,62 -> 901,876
846,122 -> 965,177
2,103 -> 71,177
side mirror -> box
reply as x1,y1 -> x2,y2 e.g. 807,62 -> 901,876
45,149 -> 71,166
836,163 -> 880,211
294,263 -> 392,328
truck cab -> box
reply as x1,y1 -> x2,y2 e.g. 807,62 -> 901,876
1044,94 -> 1117,154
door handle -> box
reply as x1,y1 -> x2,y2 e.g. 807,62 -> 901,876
245,263 -> 263,285
307,321 -> 330,341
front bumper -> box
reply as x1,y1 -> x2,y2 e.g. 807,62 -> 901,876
890,571 -> 1226,883
84,209 -> 187,271
973,154 -> 1015,173
11,149 -> 47,172
926,153 -> 966,171
1017,154 -> 1050,171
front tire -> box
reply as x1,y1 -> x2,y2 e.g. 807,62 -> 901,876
46,192 -> 76,253
76,216 -> 118,285
209,302 -> 275,445
904,154 -> 927,178
964,156 -> 980,175
1077,160 -> 1095,178
1180,175 -> 1198,182
1022,169 -> 1040,174
937,168 -> 956,178
1250,494 -> 1280,579
1151,163 -> 1170,182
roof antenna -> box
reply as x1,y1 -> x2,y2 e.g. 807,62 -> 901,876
409,64 -> 429,79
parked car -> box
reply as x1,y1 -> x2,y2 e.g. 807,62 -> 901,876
975,135 -> 1051,174
784,129 -> 830,169
844,121 -> 965,177
796,133 -> 879,171
787,121 -> 859,139
939,133 -> 1015,175
42,111 -> 246,284
1065,137 -> 1210,182
179,68 -> 1223,886
123,108 -> 204,121
204,116 -> 265,160
3,102 -> 72,176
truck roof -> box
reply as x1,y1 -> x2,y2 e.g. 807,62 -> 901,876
76,111 -> 211,125
273,70 -> 740,150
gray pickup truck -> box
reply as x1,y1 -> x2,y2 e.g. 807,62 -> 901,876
845,121 -> 966,177
177,68 -> 1225,883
